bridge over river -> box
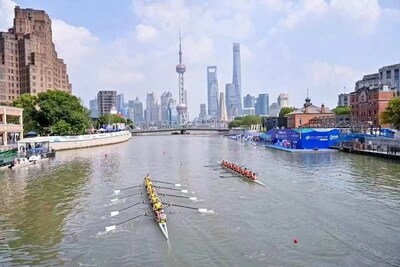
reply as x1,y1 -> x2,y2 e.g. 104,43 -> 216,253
130,120 -> 230,134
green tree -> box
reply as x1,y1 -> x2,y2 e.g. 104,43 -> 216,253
241,115 -> 261,127
332,106 -> 351,115
98,114 -> 126,126
228,115 -> 262,128
381,97 -> 400,130
279,107 -> 296,117
13,91 -> 90,136
52,120 -> 72,135
12,94 -> 39,134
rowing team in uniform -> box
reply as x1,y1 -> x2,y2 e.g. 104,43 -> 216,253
144,175 -> 167,223
221,160 -> 258,181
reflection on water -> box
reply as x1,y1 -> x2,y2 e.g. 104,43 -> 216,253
0,135 -> 399,266
0,159 -> 91,266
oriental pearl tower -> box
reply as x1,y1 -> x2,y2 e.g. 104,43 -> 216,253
176,33 -> 188,125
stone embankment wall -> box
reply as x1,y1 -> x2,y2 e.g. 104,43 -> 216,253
23,131 -> 132,151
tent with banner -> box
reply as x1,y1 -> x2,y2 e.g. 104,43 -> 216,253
265,128 -> 340,149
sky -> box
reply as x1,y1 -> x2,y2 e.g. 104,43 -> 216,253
1,0 -> 399,117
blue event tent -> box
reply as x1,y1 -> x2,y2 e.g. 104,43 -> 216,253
265,128 -> 340,149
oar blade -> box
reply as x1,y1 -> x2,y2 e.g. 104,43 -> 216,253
198,208 -> 208,213
105,225 -> 116,232
189,197 -> 197,201
181,189 -> 188,193
114,190 -> 121,195
110,211 -> 119,217
175,183 -> 181,187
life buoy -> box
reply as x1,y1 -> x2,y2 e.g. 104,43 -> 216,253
20,146 -> 25,152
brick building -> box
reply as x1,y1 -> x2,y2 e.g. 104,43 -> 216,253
350,85 -> 395,127
286,97 -> 334,128
350,63 -> 399,127
0,6 -> 71,105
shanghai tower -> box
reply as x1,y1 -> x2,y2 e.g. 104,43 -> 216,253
232,43 -> 242,116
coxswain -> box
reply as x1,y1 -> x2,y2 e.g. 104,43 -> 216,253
159,211 -> 167,223
144,174 -> 151,180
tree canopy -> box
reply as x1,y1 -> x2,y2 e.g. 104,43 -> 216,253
13,90 -> 91,136
97,114 -> 127,127
228,115 -> 262,128
332,106 -> 351,115
279,107 -> 296,117
381,97 -> 400,130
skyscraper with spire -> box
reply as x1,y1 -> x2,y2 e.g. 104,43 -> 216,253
176,33 -> 188,124
232,43 -> 243,116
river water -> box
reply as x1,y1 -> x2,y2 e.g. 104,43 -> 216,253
0,134 -> 399,266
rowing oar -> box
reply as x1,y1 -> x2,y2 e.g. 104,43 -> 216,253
113,185 -> 141,194
160,193 -> 197,201
105,212 -> 148,232
152,180 -> 182,187
164,203 -> 210,213
110,201 -> 145,217
111,192 -> 143,202
155,185 -> 188,193
219,175 -> 239,178
204,164 -> 220,167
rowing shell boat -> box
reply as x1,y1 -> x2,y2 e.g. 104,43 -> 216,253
145,178 -> 169,240
217,161 -> 266,186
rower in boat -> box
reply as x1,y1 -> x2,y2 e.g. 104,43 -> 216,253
153,200 -> 164,220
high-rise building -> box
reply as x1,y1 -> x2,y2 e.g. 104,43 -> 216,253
128,97 -> 143,123
243,94 -> 255,108
207,66 -> 219,118
277,93 -> 289,108
232,43 -> 242,115
127,108 -> 135,122
0,6 -> 71,104
160,91 -> 174,121
219,92 -> 228,121
269,103 -> 280,117
97,91 -> 117,116
337,93 -> 350,107
117,93 -> 125,114
89,98 -> 98,118
255,94 -> 269,116
199,104 -> 207,120
167,102 -> 178,123
145,92 -> 156,122
225,83 -> 237,119
176,33 -> 188,124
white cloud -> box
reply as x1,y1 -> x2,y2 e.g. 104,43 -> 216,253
52,19 -> 99,66
184,36 -> 214,64
304,61 -> 364,106
330,0 -> 381,33
135,24 -> 158,43
261,0 -> 294,12
270,0 -> 328,34
0,0 -> 16,30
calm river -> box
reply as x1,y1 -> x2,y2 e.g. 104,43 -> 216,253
0,134 -> 399,266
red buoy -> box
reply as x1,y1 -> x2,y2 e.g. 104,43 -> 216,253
294,239 -> 298,244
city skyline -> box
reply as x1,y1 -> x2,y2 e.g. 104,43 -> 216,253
0,0 -> 399,116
